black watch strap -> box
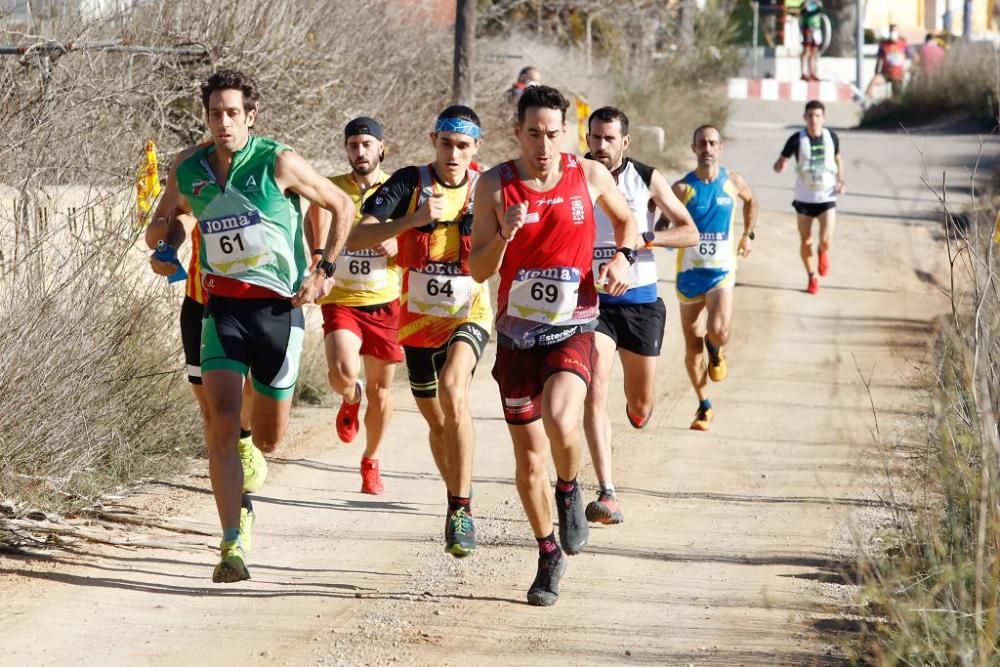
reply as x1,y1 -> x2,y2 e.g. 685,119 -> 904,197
615,246 -> 637,265
747,231 -> 755,241
317,259 -> 336,278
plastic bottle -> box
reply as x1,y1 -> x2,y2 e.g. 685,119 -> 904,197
153,240 -> 188,284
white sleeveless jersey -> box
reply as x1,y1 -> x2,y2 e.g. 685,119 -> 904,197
794,128 -> 838,204
593,158 -> 658,292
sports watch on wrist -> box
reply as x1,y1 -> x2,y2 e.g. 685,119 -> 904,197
747,231 -> 755,241
615,246 -> 637,265
317,258 -> 336,278
642,231 -> 655,248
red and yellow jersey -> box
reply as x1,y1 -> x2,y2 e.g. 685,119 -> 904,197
185,226 -> 205,304
362,164 -> 493,349
318,169 -> 400,307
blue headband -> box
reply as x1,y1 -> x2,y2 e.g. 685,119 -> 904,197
435,117 -> 481,139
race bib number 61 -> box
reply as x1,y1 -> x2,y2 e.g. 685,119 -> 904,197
200,210 -> 273,275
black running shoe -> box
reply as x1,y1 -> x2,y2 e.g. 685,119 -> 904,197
527,554 -> 567,606
555,485 -> 589,555
444,507 -> 476,558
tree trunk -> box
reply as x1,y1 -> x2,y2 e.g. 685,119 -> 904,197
453,0 -> 475,106
677,0 -> 696,47
825,0 -> 858,57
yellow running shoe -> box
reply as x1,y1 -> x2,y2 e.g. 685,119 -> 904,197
690,405 -> 713,431
239,501 -> 255,554
705,335 -> 728,382
238,436 -> 267,493
212,539 -> 250,583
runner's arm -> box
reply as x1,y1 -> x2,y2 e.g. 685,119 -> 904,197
305,205 -> 331,271
773,134 -> 797,173
348,168 -> 435,250
646,169 -> 698,248
468,169 -> 510,283
145,151 -> 197,276
584,159 -> 636,296
835,153 -> 846,193
730,171 -> 758,257
275,150 -> 355,264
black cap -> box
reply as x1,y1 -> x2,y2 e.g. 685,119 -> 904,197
344,116 -> 383,142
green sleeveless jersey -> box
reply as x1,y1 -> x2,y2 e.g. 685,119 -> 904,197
177,136 -> 306,297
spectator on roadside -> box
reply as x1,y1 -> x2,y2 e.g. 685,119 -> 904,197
872,24 -> 909,98
799,0 -> 824,81
505,66 -> 542,104
915,33 -> 946,79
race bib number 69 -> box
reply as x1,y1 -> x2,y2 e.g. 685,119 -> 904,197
508,266 -> 580,325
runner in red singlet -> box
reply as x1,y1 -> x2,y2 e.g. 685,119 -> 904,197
470,85 -> 636,606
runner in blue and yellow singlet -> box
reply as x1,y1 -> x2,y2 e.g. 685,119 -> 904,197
674,125 -> 757,432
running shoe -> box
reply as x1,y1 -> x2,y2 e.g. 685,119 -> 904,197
360,457 -> 384,495
807,274 -> 819,295
526,554 -> 567,607
239,502 -> 255,554
818,250 -> 830,277
336,381 -> 363,443
212,539 -> 250,583
626,405 -> 649,429
555,485 -> 589,555
445,507 -> 476,558
238,436 -> 267,493
705,335 -> 728,382
690,405 -> 713,431
585,490 -> 624,524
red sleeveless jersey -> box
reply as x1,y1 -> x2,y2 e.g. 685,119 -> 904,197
496,153 -> 598,348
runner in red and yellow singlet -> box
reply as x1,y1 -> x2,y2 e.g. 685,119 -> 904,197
470,85 -> 636,607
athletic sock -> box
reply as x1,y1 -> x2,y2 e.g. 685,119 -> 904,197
600,484 -> 616,497
222,527 -> 240,543
699,398 -> 712,411
239,428 -> 252,440
536,532 -> 562,561
347,381 -> 362,404
241,494 -> 254,512
448,493 -> 472,515
555,477 -> 578,494
704,336 -> 719,357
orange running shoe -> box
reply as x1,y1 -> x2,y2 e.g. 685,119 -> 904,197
360,457 -> 384,495
336,381 -> 363,443
807,274 -> 819,295
818,250 -> 830,277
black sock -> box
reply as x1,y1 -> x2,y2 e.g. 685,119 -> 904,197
536,532 -> 562,561
239,428 -> 252,440
241,494 -> 254,512
555,477 -> 577,494
448,493 -> 471,515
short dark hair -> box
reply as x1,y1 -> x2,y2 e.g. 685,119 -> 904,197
517,85 -> 570,124
588,106 -> 629,136
201,70 -> 261,114
518,66 -> 539,80
692,124 -> 722,143
804,99 -> 825,113
436,104 -> 481,128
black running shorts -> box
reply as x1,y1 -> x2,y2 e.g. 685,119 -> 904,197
595,298 -> 666,357
180,296 -> 205,384
403,323 -> 489,398
792,200 -> 836,218
200,295 -> 305,400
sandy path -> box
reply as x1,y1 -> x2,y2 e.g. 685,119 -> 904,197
0,206 -> 948,666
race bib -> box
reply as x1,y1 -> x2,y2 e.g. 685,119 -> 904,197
508,267 -> 580,325
408,263 -> 475,319
591,246 -> 638,292
201,210 -> 273,275
333,250 -> 388,291
690,231 -> 730,269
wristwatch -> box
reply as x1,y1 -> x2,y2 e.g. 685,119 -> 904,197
641,231 -> 655,248
317,258 -> 336,278
615,246 -> 636,265
747,231 -> 755,241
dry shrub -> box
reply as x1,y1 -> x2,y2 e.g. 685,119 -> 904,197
858,178 -> 1000,664
862,42 -> 1000,128
0,0 -> 507,510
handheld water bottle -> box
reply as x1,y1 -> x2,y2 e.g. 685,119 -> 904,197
153,240 -> 188,284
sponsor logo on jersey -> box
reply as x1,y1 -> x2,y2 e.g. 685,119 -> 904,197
570,196 -> 585,223
716,196 -> 732,206
534,196 -> 564,207
192,180 -> 212,197
199,210 -> 262,234
244,175 -> 258,191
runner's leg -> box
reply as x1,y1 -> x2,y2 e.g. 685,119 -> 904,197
817,207 -> 836,257
543,371 -> 588,490
414,396 -> 450,480
680,300 -> 709,402
248,391 -> 293,453
619,349 -> 657,424
797,215 -> 817,275
325,329 -> 363,400
510,420 -> 555,539
583,331 -> 617,488
705,285 -> 734,350
202,369 -> 245,533
361,355 -> 396,460
437,341 -> 478,497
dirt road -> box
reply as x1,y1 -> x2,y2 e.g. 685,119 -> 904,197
0,198 -> 949,665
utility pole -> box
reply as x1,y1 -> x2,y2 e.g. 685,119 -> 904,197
453,0 -> 475,106
855,0 -> 864,91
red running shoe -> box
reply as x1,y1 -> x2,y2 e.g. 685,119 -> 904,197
360,457 -> 384,495
818,250 -> 830,277
807,274 -> 819,295
336,381 -> 363,443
